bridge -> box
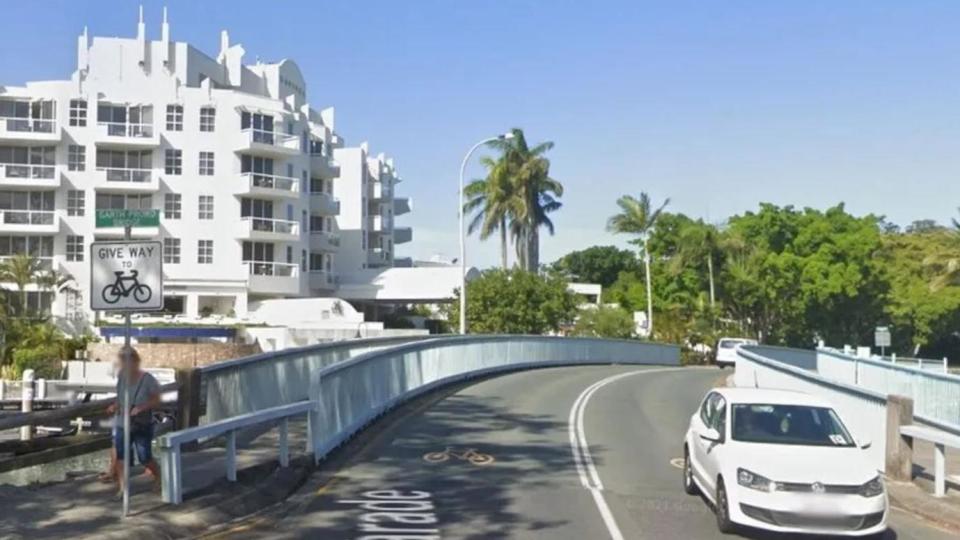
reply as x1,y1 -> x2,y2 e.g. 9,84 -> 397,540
0,336 -> 957,539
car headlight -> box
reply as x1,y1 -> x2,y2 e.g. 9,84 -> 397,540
738,468 -> 777,493
860,476 -> 884,497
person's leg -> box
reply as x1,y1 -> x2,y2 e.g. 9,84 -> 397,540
133,425 -> 161,489
112,428 -> 126,493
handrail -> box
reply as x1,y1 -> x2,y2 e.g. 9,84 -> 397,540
738,346 -> 887,402
817,347 -> 960,384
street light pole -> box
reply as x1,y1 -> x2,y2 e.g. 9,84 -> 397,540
458,132 -> 513,335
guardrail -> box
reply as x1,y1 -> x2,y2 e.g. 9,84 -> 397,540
816,348 -> 960,429
159,335 -> 679,503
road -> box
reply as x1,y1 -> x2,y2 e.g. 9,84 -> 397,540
229,366 -> 956,539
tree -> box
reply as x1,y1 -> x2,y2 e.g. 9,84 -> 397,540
484,129 -> 563,272
571,306 -> 636,339
449,269 -> 578,334
0,253 -> 45,318
464,156 -> 516,269
674,220 -> 722,308
606,193 -> 670,336
926,209 -> 960,291
549,246 -> 639,288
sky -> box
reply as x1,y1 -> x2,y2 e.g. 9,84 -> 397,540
1,1 -> 958,269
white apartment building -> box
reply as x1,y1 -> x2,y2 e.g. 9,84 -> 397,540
0,9 -> 412,326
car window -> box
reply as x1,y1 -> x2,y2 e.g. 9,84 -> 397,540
731,404 -> 855,447
719,340 -> 741,349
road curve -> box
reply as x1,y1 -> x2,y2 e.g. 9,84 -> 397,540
230,366 -> 955,540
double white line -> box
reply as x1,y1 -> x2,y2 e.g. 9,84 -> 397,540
567,367 -> 683,540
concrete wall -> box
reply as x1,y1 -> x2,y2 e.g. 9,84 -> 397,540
86,341 -> 261,370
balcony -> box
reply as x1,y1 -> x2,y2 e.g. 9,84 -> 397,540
94,167 -> 159,193
236,129 -> 301,157
310,191 -> 340,215
393,197 -> 412,216
393,226 -> 412,244
308,270 -> 338,290
236,217 -> 300,242
96,122 -> 159,148
0,164 -> 59,189
371,181 -> 392,200
367,248 -> 390,267
310,154 -> 340,178
0,210 -> 59,234
0,116 -> 60,143
245,261 -> 301,295
309,230 -> 340,251
235,172 -> 300,199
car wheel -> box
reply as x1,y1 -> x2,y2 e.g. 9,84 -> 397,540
682,446 -> 698,495
715,478 -> 736,534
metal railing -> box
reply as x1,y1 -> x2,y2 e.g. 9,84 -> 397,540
244,261 -> 299,278
0,116 -> 56,134
242,172 -> 299,193
241,216 -> 299,235
241,128 -> 298,148
159,335 -> 680,503
0,209 -> 56,226
98,167 -> 153,184
0,163 -> 56,180
98,121 -> 155,138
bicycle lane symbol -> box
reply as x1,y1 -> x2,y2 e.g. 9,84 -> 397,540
422,447 -> 495,466
101,270 -> 153,305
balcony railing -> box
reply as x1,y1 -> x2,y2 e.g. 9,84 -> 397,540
310,230 -> 341,248
309,270 -> 338,288
0,116 -> 56,134
245,261 -> 299,278
98,122 -> 155,139
240,128 -> 299,150
0,210 -> 56,226
99,167 -> 153,184
242,172 -> 299,194
241,217 -> 299,235
0,164 -> 56,180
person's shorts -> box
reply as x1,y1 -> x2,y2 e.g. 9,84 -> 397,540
114,424 -> 154,464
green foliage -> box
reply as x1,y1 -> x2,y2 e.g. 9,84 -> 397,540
549,246 -> 639,288
12,345 -> 62,378
571,306 -> 636,339
450,269 -> 578,334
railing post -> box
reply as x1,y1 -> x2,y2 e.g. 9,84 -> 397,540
934,443 -> 946,497
891,352 -> 897,365
175,368 -> 202,450
885,395 -> 914,481
944,357 -> 949,373
160,444 -> 183,504
278,417 -> 289,468
20,369 -> 35,441
225,430 -> 237,482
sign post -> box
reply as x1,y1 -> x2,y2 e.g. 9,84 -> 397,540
875,326 -> 891,358
91,210 -> 162,517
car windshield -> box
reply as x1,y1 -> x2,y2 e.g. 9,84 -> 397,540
719,340 -> 744,349
731,404 -> 855,447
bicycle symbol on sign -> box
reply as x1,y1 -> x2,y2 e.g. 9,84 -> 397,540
101,270 -> 152,305
422,447 -> 495,466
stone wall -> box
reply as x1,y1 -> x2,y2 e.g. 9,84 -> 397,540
86,342 -> 261,370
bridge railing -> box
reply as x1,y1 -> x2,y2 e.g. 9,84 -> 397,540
159,335 -> 679,504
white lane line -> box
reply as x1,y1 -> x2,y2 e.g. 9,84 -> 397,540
568,367 -> 684,540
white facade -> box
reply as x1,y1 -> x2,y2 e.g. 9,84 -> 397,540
0,10 -> 411,326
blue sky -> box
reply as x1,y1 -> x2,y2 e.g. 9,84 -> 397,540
2,1 -> 958,268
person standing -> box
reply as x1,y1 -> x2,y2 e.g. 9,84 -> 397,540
105,346 -> 161,494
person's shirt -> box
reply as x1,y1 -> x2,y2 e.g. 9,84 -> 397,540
115,370 -> 161,427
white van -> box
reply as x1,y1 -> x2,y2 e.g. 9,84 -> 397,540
714,337 -> 758,368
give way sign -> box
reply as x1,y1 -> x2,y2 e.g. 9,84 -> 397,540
90,241 -> 163,311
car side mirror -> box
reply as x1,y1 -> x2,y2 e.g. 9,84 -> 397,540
860,439 -> 872,450
700,428 -> 722,444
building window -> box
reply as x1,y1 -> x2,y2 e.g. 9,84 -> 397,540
66,235 -> 84,262
198,195 -> 213,220
301,249 -> 307,271
67,145 -> 86,171
199,107 -> 215,132
164,149 -> 182,175
198,239 -> 213,264
164,193 -> 181,219
69,99 -> 87,127
163,237 -> 181,264
67,190 -> 85,216
165,104 -> 183,131
199,152 -> 215,176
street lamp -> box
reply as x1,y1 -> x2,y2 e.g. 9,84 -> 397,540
459,131 -> 514,335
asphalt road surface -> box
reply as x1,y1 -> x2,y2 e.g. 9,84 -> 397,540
227,365 -> 956,540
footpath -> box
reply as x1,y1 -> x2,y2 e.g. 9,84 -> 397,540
0,420 -> 313,540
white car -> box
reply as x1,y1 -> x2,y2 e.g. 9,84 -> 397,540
715,337 -> 758,368
682,388 -> 887,537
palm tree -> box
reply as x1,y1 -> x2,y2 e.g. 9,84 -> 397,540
607,193 -> 670,336
674,220 -> 722,307
0,253 -> 44,318
464,156 -> 516,269
486,129 -> 562,272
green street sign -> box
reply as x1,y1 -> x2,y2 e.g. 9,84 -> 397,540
95,209 -> 160,228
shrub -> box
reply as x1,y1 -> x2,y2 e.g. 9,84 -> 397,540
12,345 -> 62,378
